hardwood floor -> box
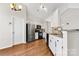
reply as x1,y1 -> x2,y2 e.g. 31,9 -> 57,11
0,39 -> 53,56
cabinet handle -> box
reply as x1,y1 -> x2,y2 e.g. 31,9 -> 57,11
57,40 -> 59,42
12,32 -> 15,34
62,46 -> 63,49
55,41 -> 56,47
52,37 -> 53,39
50,40 -> 52,42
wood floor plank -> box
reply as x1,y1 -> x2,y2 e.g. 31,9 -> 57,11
0,39 -> 53,56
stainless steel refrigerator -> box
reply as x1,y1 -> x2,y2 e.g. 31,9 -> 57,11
26,23 -> 35,42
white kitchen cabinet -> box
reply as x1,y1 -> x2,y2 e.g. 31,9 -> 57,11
35,32 -> 38,39
49,35 -> 63,56
43,32 -> 47,42
55,37 -> 63,56
49,35 -> 56,55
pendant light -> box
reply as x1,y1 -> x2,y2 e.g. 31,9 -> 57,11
10,3 -> 22,11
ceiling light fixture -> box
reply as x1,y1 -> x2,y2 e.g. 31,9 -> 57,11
10,3 -> 22,11
40,4 -> 47,12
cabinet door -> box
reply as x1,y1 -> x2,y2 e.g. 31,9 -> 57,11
56,38 -> 63,56
49,35 -> 56,55
51,37 -> 56,55
35,32 -> 38,39
49,37 -> 52,50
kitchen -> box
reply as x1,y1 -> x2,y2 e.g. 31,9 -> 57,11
0,3 -> 79,56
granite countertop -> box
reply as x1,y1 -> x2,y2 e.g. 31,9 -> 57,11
45,31 -> 63,38
49,33 -> 63,38
62,29 -> 79,31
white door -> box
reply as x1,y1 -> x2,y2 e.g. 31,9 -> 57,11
13,17 -> 24,45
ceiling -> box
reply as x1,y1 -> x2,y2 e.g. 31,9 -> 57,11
23,3 -> 68,21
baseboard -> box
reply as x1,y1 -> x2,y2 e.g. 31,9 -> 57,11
0,43 -> 26,50
0,44 -> 13,50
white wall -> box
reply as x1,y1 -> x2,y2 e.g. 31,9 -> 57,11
67,31 -> 79,56
27,16 -> 45,29
0,3 -> 26,49
46,9 -> 59,27
44,21 -> 51,33
60,4 -> 79,30
44,9 -> 59,33
61,8 -> 79,30
0,3 -> 12,49
51,9 -> 59,27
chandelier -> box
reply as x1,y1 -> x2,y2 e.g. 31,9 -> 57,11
10,3 -> 22,11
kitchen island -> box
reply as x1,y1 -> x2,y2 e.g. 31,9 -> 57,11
48,31 -> 67,56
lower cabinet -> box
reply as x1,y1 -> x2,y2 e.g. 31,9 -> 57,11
49,35 -> 56,55
55,37 -> 63,56
35,32 -> 38,39
49,35 -> 63,56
